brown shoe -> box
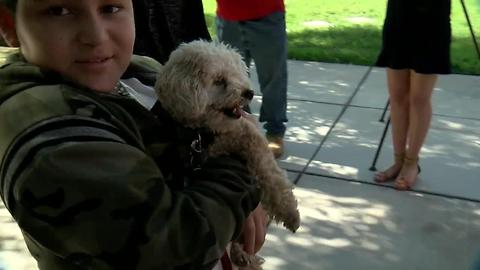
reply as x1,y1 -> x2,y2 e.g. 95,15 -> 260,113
374,152 -> 404,183
266,135 -> 284,159
394,156 -> 421,191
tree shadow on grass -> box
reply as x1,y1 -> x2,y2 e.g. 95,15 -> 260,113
204,14 -> 479,75
287,26 -> 480,75
287,26 -> 382,67
204,13 -> 217,38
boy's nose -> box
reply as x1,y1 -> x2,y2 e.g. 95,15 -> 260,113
77,16 -> 108,46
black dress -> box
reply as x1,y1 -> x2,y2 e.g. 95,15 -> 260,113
376,0 -> 451,74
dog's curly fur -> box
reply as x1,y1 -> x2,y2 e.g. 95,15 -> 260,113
154,40 -> 300,270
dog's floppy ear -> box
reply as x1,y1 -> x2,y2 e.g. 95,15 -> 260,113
154,53 -> 209,125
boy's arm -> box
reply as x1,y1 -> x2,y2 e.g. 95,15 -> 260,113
3,124 -> 259,269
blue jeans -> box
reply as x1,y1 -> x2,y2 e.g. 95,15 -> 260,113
473,252 -> 480,270
216,12 -> 288,137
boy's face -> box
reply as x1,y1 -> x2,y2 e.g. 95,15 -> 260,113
15,0 -> 135,92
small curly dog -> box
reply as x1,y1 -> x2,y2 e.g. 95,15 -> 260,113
155,40 -> 300,269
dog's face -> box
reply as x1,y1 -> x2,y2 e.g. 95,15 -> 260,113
155,40 -> 254,132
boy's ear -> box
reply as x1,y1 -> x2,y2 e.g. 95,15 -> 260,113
0,4 -> 19,47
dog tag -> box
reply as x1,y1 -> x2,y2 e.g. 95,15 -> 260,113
191,133 -> 202,153
190,133 -> 203,171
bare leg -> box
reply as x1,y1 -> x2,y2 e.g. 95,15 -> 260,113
395,71 -> 437,189
375,68 -> 410,182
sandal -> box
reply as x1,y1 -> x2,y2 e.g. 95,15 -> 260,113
394,156 -> 421,191
374,153 -> 404,183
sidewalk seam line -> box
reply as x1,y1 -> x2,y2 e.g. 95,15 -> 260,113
287,168 -> 480,204
293,65 -> 374,185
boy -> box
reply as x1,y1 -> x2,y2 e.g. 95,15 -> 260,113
0,0 -> 266,269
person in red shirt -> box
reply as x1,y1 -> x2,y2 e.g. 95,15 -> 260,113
216,0 -> 288,159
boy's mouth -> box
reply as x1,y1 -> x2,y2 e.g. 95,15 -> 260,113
76,56 -> 113,64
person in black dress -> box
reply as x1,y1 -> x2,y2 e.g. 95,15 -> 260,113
374,0 -> 451,190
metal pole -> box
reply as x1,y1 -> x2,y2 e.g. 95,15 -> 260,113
379,99 -> 390,122
369,117 -> 391,171
460,0 -> 480,60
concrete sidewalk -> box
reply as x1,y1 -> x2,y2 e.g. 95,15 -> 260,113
249,61 -> 480,270
1,60 -> 479,270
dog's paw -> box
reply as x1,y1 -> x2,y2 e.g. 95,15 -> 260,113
230,242 -> 251,267
240,255 -> 265,270
283,209 -> 301,232
230,242 -> 265,270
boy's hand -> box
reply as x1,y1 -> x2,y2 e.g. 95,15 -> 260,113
242,203 -> 268,254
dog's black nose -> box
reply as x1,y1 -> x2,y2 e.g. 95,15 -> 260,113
242,89 -> 254,100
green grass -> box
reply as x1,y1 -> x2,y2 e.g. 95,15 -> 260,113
202,0 -> 480,75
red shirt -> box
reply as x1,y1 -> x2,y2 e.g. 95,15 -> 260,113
0,6 -> 15,31
216,0 -> 285,21
0,5 -> 15,45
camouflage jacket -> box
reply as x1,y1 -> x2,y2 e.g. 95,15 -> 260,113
0,50 -> 260,270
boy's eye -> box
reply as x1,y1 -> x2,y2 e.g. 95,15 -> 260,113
101,5 -> 121,14
47,6 -> 70,16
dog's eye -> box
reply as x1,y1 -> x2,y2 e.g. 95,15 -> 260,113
213,77 -> 227,88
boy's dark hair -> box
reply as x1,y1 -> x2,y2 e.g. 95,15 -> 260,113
133,0 -> 211,63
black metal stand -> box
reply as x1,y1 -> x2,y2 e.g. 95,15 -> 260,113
369,117 -> 391,171
379,99 -> 390,122
460,0 -> 480,60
